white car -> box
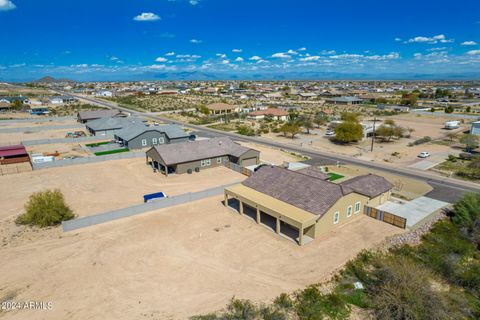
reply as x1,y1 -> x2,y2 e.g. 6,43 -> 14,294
325,130 -> 335,136
418,151 -> 430,158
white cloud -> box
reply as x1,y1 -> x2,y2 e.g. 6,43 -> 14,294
287,49 -> 298,55
235,57 -> 244,62
249,56 -> 262,61
320,50 -> 336,55
221,59 -> 230,64
466,50 -> 480,55
133,12 -> 161,22
232,49 -> 242,53
148,64 -> 177,71
271,52 -> 291,59
405,34 -> 454,44
299,56 -> 321,61
461,41 -> 477,46
427,47 -> 448,52
0,0 -> 15,11
155,57 -> 168,62
216,53 -> 227,58
189,0 -> 199,5
176,54 -> 201,59
165,52 -> 175,56
298,47 -> 307,51
190,39 -> 202,44
394,37 -> 402,42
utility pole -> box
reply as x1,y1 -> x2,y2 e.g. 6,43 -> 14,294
370,117 -> 378,152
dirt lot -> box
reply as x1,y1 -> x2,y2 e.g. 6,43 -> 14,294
236,141 -> 302,165
0,129 -> 77,145
25,143 -> 91,159
0,159 -> 245,221
0,196 -> 401,320
0,117 -> 78,128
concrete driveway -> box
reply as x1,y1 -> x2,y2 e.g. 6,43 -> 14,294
377,196 -> 449,228
407,150 -> 458,171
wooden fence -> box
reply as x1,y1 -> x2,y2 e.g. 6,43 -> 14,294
226,162 -> 252,177
364,206 -> 407,229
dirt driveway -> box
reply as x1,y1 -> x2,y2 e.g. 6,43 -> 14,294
0,159 -> 245,220
0,196 -> 401,320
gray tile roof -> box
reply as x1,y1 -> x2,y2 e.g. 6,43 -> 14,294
151,137 -> 254,165
296,166 -> 330,180
115,124 -> 188,141
77,110 -> 121,121
242,166 -> 353,217
85,117 -> 143,131
339,174 -> 393,198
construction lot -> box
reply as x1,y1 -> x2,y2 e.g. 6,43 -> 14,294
0,158 -> 245,221
0,196 -> 402,320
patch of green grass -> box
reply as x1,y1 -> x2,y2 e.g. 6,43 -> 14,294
94,148 -> 129,156
328,172 -> 345,181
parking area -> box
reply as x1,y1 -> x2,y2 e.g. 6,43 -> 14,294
376,196 -> 450,228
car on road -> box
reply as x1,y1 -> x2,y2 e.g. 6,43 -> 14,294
325,129 -> 335,136
418,151 -> 430,158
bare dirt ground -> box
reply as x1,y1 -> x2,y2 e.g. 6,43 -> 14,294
0,129 -> 76,145
0,117 -> 78,128
0,159 -> 245,221
0,196 -> 402,320
25,143 -> 91,159
236,141 -> 302,165
0,162 -> 32,176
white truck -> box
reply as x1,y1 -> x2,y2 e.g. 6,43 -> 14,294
444,120 -> 460,130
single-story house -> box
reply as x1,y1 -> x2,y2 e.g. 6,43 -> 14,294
326,96 -> 363,105
0,145 -> 30,165
145,137 -> 260,176
224,166 -> 392,245
471,121 -> 480,135
85,117 -> 144,136
206,103 -> 240,115
77,110 -> 125,123
30,107 -> 49,115
114,124 -> 191,149
247,108 -> 289,121
0,96 -> 30,105
49,96 -> 77,104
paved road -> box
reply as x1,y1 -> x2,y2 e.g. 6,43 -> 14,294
64,92 -> 480,203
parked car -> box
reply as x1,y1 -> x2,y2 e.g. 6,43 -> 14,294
325,129 -> 335,136
418,151 -> 430,158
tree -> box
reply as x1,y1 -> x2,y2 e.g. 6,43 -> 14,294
288,110 -> 299,121
444,106 -> 454,114
340,112 -> 360,122
446,132 -> 458,142
459,134 -> 479,152
15,189 -> 74,227
334,121 -> 363,143
280,122 -> 302,139
299,115 -> 314,134
400,93 -> 418,106
10,100 -> 23,111
198,104 -> 210,115
466,106 -> 472,113
314,114 -> 328,128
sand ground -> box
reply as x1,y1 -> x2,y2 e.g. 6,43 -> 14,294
0,117 -> 78,128
0,159 -> 245,221
25,143 -> 91,159
0,129 -> 77,145
0,196 -> 401,320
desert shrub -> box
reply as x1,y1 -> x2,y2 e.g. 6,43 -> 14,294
16,189 -> 74,227
237,125 -> 255,136
447,155 -> 457,162
274,293 -> 293,310
258,306 -> 288,320
224,298 -> 258,320
408,136 -> 432,146
295,285 -> 350,320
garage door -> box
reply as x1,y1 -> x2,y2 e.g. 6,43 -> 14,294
242,157 -> 257,167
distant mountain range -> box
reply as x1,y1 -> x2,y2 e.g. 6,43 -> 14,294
32,76 -> 76,84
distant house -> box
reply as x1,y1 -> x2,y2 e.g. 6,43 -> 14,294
224,166 -> 392,245
49,95 -> 77,104
0,102 -> 12,111
77,110 -> 125,123
85,117 -> 144,136
0,96 -> 30,105
377,104 -> 410,112
30,107 -> 49,115
299,92 -> 318,99
326,96 -> 362,105
145,137 -> 260,176
114,124 -> 190,149
206,103 -> 240,115
247,108 -> 289,121
471,121 -> 480,135
0,145 -> 30,165
96,91 -> 113,97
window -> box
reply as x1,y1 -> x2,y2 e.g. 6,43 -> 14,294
141,139 -> 147,146
217,157 -> 222,164
159,137 -> 165,144
333,211 -> 340,224
347,205 -> 353,217
201,159 -> 211,167
355,202 -> 361,213
152,138 -> 158,145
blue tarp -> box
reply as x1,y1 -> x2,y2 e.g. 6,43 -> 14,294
143,192 -> 166,203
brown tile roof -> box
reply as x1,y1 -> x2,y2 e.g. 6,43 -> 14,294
150,137 -> 257,165
206,103 -> 238,111
242,166 -> 352,217
248,108 -> 289,117
339,174 -> 393,198
296,166 -> 330,180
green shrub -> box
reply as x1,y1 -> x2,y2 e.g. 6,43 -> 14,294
224,298 -> 257,320
273,293 -> 293,310
16,189 -> 74,227
452,193 -> 480,227
295,286 -> 350,320
408,136 -> 432,146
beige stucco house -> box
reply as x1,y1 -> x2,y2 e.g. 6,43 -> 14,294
224,166 -> 392,245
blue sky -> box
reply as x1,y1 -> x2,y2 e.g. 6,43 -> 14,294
0,0 -> 479,81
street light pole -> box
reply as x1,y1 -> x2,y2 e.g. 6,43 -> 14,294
370,117 -> 378,152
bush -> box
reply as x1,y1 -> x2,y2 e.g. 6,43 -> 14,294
16,189 -> 74,227
408,136 -> 432,146
94,148 -> 129,156
295,285 -> 350,320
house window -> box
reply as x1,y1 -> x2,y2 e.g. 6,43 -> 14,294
152,138 -> 158,145
333,211 -> 340,224
201,159 -> 211,167
347,205 -> 353,217
217,157 -> 222,164
159,137 -> 165,144
141,139 -> 147,146
355,202 -> 361,213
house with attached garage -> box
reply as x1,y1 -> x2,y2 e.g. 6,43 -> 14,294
114,124 -> 191,149
224,166 -> 392,245
145,137 -> 260,176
